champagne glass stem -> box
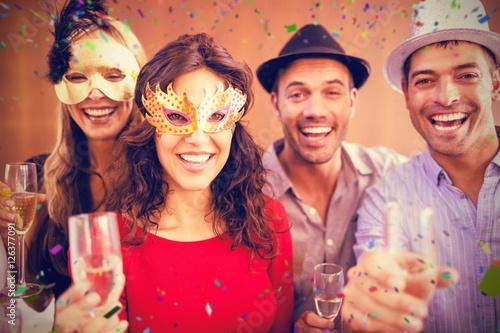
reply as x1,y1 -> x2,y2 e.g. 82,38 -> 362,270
17,232 -> 27,287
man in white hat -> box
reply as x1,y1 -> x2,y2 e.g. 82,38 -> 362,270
256,24 -> 407,332
341,0 -> 500,332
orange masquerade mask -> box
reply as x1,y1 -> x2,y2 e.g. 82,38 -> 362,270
142,81 -> 246,135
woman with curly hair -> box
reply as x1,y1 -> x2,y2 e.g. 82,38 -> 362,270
105,32 -> 293,332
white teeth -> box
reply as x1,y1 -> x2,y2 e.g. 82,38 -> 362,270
301,127 -> 332,134
435,124 -> 461,131
84,108 -> 115,117
431,113 -> 466,122
180,154 -> 211,163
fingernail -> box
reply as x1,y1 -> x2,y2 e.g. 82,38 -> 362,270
86,292 -> 100,305
410,304 -> 428,318
409,317 -> 423,329
104,305 -> 121,318
6,213 -> 15,220
328,321 -> 335,329
5,199 -> 14,207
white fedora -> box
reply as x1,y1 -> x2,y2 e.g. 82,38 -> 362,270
384,0 -> 500,93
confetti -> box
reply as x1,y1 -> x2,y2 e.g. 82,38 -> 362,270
362,313 -> 368,327
214,279 -> 221,287
440,272 -> 451,281
29,8 -> 46,22
478,240 -> 492,254
24,293 -> 40,302
478,261 -> 500,298
143,329 -> 150,333
205,303 -> 213,316
13,3 -> 21,10
368,286 -> 378,292
285,24 -> 297,33
100,31 -> 108,42
138,8 -> 144,18
478,15 -> 490,24
104,305 -> 121,319
84,40 -> 95,51
15,286 -> 27,295
50,244 -> 63,255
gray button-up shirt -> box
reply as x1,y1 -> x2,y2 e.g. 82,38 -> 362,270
262,138 -> 407,321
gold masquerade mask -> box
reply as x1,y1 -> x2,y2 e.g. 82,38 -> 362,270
54,39 -> 140,104
143,81 -> 246,135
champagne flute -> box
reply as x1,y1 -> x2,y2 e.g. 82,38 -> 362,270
313,263 -> 344,321
68,212 -> 123,307
1,162 -> 41,298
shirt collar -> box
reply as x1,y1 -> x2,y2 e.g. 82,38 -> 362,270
262,139 -> 375,198
341,142 -> 377,176
262,138 -> 291,198
424,126 -> 500,186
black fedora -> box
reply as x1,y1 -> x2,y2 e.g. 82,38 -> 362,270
256,24 -> 371,93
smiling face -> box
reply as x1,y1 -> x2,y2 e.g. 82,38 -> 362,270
62,37 -> 140,142
155,68 -> 234,192
403,42 -> 500,159
271,58 -> 357,165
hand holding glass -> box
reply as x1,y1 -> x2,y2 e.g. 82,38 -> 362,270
1,162 -> 40,298
313,263 -> 344,321
69,212 -> 123,307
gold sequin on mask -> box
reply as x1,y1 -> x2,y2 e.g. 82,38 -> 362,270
142,81 -> 246,135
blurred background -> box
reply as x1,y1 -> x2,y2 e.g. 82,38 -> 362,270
1,0 -> 499,177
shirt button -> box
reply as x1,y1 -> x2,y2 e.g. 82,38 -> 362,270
309,207 -> 317,215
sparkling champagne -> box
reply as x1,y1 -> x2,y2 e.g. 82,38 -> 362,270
73,254 -> 122,306
314,295 -> 342,320
12,192 -> 37,234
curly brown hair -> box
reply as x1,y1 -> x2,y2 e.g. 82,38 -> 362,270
106,33 -> 281,261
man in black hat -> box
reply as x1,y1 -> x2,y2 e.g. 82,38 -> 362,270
256,23 -> 406,331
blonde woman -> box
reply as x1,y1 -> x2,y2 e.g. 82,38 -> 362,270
0,0 -> 147,307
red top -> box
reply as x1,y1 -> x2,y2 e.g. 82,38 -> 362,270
117,199 -> 294,333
